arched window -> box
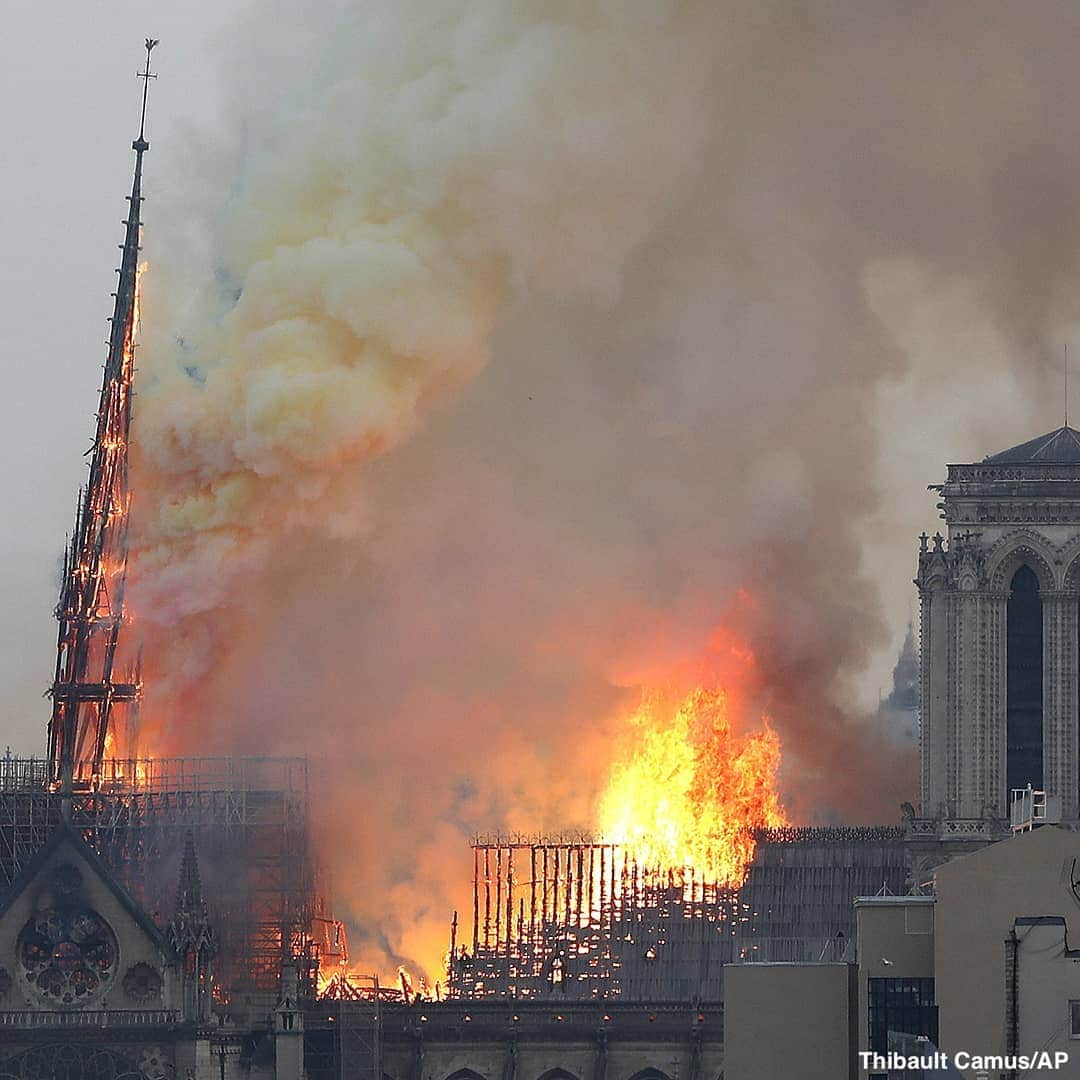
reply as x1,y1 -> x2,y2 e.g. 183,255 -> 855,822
0,1044 -> 140,1080
627,1071 -> 673,1080
1007,565 -> 1043,794
538,1070 -> 581,1080
445,1070 -> 487,1080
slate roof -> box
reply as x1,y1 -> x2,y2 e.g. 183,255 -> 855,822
983,425 -> 1080,464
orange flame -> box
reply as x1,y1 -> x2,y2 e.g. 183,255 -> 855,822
598,636 -> 787,888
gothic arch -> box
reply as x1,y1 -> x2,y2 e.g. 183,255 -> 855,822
0,1044 -> 140,1080
986,531 -> 1058,591
445,1070 -> 488,1080
1006,564 -> 1045,793
538,1070 -> 581,1080
922,568 -> 949,592
627,1070 -> 673,1080
1061,543 -> 1080,590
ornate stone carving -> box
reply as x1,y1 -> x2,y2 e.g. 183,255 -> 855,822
17,907 -> 118,1007
137,1047 -> 174,1080
985,529 -> 1058,590
918,517 -> 1078,819
15,863 -> 118,1009
122,963 -> 162,1004
975,502 -> 1080,524
0,1044 -> 141,1079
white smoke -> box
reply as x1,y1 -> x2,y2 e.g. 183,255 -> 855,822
128,1 -> 1080,975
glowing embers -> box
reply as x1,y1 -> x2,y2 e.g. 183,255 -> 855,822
598,634 -> 787,890
95,733 -> 151,788
17,865 -> 118,1007
316,970 -> 407,1004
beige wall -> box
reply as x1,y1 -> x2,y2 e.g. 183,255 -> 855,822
854,897 -> 935,1070
1014,918 -> 1080,1067
935,826 -> 1080,1078
723,962 -> 854,1080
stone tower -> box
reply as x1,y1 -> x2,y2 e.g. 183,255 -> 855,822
917,426 -> 1080,825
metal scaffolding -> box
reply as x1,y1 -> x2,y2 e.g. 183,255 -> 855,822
0,752 -> 318,1000
334,978 -> 383,1080
448,826 -> 907,1001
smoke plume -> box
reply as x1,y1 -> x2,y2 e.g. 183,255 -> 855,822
130,1 -> 1080,974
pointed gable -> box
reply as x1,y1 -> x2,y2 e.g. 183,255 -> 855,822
0,825 -> 177,1013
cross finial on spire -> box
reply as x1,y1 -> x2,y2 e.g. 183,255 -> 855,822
136,38 -> 159,148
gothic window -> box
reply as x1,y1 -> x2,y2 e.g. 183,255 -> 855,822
0,1044 -> 140,1080
1007,565 -> 1044,795
17,904 -> 118,1007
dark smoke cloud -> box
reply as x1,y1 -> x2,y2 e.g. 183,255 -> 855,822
129,2 -> 1080,973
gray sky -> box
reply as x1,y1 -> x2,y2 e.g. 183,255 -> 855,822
0,3 -> 231,752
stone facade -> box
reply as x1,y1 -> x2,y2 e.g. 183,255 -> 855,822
326,1003 -> 724,1080
916,428 -> 1080,824
0,825 -> 199,1079
0,825 -> 718,1079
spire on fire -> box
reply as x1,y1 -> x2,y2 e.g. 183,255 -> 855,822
47,39 -> 159,796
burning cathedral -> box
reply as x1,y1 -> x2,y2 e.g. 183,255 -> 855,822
4,41 -> 1080,1080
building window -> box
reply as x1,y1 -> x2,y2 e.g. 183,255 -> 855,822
17,905 -> 118,1008
867,977 -> 939,1058
1007,565 -> 1043,793
1070,1000 -> 1080,1038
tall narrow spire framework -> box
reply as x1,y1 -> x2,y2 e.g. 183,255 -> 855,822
47,39 -> 159,794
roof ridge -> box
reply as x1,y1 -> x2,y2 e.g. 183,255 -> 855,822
982,424 -> 1080,465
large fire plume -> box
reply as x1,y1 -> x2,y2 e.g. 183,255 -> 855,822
599,686 -> 786,890
131,0 -> 1080,982
599,623 -> 787,890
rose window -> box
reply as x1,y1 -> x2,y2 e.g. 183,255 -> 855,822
18,907 -> 118,1006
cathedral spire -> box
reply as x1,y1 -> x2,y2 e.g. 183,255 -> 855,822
47,39 -> 158,796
